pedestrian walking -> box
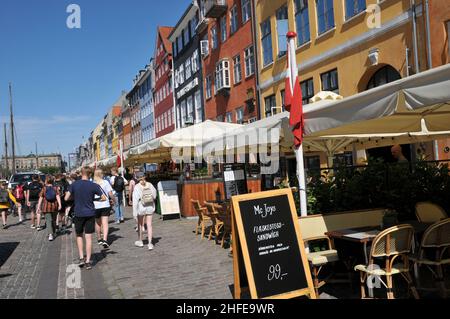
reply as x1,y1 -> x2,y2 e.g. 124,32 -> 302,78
110,167 -> 127,224
65,167 -> 106,270
36,175 -> 62,241
25,174 -> 44,230
54,173 -> 70,233
93,169 -> 115,249
13,182 -> 25,223
132,173 -> 157,250
0,181 -> 17,229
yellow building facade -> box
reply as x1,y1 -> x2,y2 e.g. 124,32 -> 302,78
255,0 -> 431,165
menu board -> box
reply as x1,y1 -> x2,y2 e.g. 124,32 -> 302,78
231,189 -> 316,299
223,163 -> 248,200
157,181 -> 181,219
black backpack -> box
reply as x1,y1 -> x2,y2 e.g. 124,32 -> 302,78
55,180 -> 68,197
113,176 -> 125,193
0,190 -> 9,204
28,182 -> 42,201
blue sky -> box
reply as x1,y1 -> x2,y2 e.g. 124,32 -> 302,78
0,0 -> 188,161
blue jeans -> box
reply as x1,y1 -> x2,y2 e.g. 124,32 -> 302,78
114,192 -> 124,222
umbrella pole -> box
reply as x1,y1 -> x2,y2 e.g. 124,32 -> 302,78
296,145 -> 308,217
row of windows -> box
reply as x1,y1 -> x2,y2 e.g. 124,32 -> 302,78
203,0 -> 252,56
174,50 -> 200,89
223,107 -> 245,125
142,124 -> 155,143
131,130 -> 142,147
261,0 -> 367,66
176,90 -> 203,129
264,68 -> 339,117
204,46 -> 255,99
156,109 -> 175,134
140,99 -> 153,120
173,13 -> 199,58
155,79 -> 173,105
155,58 -> 170,82
131,111 -> 141,128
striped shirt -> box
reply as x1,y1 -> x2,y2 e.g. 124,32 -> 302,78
39,186 -> 60,213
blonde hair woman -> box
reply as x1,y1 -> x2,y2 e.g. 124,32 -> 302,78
132,173 -> 157,250
93,169 -> 115,249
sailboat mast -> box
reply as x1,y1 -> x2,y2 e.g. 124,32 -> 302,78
9,83 -> 16,174
4,123 -> 9,175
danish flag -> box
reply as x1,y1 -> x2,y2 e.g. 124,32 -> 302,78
284,32 -> 304,148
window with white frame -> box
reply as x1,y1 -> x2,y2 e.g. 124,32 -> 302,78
226,112 -> 233,123
276,5 -> 288,57
211,25 -> 218,50
194,90 -> 203,123
233,55 -> 242,84
244,46 -> 255,77
181,100 -> 187,127
236,107 -> 244,124
242,0 -> 251,23
187,96 -> 194,123
179,64 -> 185,84
206,75 -> 212,99
215,59 -> 230,91
185,59 -> 192,80
220,16 -> 227,43
230,5 -> 238,34
191,50 -> 199,73
217,114 -> 224,122
176,104 -> 181,129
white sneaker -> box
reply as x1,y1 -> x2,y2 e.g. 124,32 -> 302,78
134,240 -> 144,248
148,244 -> 154,250
48,234 -> 54,241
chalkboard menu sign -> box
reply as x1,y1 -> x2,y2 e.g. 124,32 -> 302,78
231,189 -> 316,299
223,163 -> 248,200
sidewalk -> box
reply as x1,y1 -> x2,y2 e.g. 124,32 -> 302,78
0,207 -> 234,299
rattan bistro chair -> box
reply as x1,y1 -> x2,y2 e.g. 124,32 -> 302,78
415,202 -> 448,223
191,200 -> 212,239
410,218 -> 450,298
213,203 -> 232,248
354,224 -> 419,299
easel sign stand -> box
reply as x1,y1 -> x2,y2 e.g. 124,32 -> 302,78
231,188 -> 316,299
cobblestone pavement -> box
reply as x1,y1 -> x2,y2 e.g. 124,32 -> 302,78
0,207 -> 234,299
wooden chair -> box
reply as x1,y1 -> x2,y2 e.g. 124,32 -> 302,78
204,202 -> 223,242
354,224 -> 419,299
410,218 -> 450,298
415,202 -> 448,223
191,200 -> 212,239
213,203 -> 232,248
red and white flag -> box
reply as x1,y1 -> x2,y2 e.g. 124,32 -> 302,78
284,32 -> 304,149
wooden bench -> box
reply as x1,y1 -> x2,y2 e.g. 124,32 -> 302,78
298,209 -> 385,296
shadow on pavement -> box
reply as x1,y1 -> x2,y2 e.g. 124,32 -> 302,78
0,242 -> 20,268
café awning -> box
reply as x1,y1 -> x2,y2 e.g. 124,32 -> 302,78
201,63 -> 450,158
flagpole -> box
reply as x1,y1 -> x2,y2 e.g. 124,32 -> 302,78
287,32 -> 308,217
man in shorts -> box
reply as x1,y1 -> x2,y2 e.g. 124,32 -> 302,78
25,175 -> 44,230
65,167 -> 106,270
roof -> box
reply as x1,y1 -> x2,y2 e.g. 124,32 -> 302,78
158,26 -> 174,54
168,3 -> 195,42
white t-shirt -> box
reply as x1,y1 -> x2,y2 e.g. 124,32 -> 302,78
94,180 -> 113,210
132,182 -> 157,217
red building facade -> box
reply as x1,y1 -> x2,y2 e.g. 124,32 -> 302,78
154,26 -> 175,138
199,0 -> 258,124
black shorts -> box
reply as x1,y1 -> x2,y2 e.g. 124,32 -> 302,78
74,216 -> 96,236
28,201 -> 39,211
95,207 -> 111,219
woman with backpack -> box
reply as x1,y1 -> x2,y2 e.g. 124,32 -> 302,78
93,169 -> 115,249
132,173 -> 157,250
0,181 -> 17,229
36,175 -> 62,241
